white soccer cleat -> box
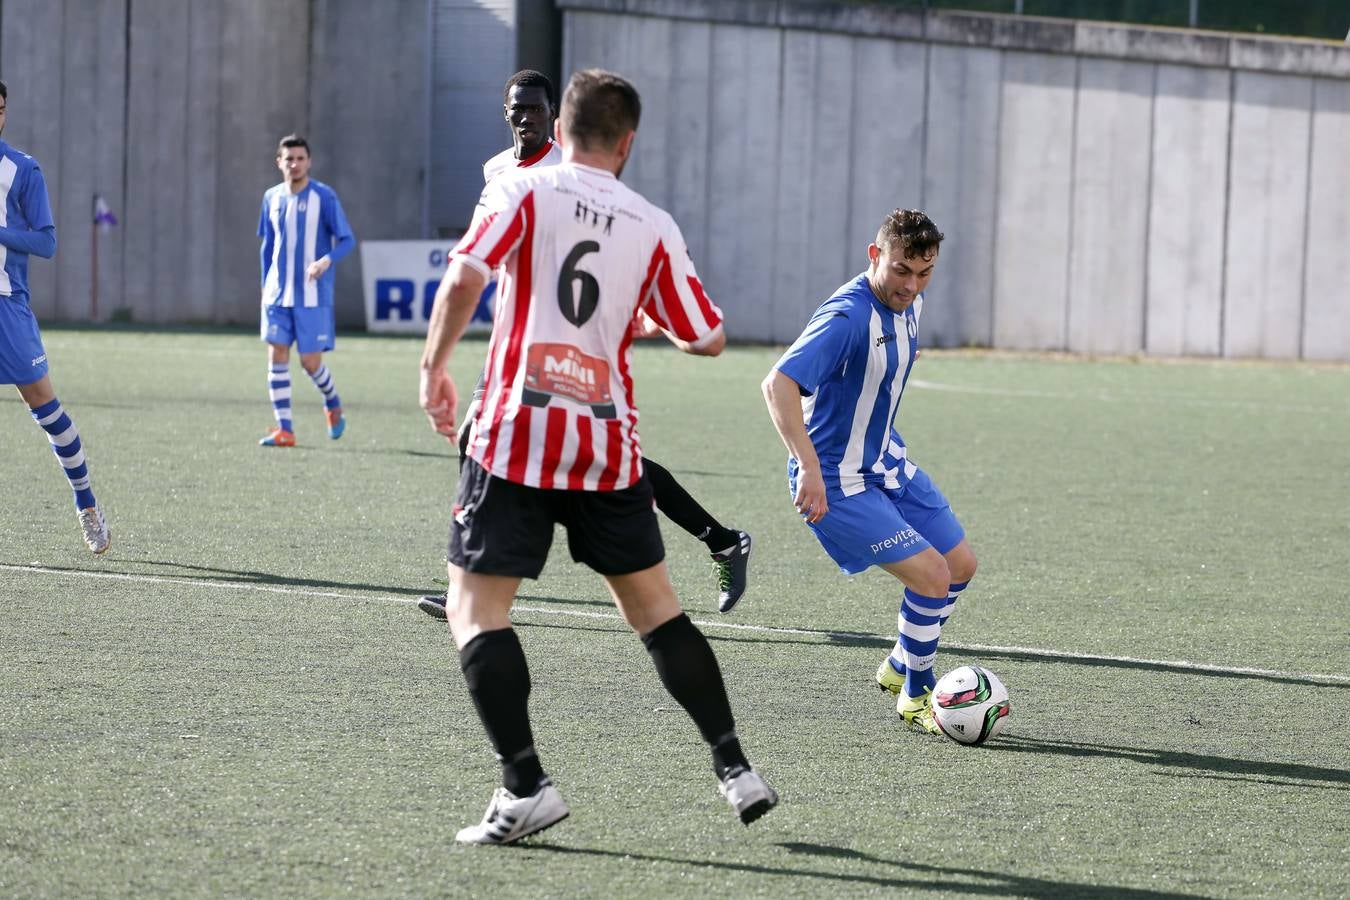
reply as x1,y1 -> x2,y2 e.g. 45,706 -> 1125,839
455,779 -> 570,845
719,766 -> 779,825
77,505 -> 110,555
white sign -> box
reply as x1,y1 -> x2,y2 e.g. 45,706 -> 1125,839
360,240 -> 493,334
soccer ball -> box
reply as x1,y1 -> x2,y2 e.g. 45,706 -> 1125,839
932,665 -> 1010,745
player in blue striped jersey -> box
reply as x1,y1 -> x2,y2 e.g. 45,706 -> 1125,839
0,80 -> 110,554
763,209 -> 977,736
257,135 -> 355,447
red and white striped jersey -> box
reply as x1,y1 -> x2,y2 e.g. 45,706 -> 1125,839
451,161 -> 724,491
481,138 -> 562,184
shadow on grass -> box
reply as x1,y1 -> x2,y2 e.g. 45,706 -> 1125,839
986,735 -> 1350,789
526,841 -> 1191,898
56,559 -> 429,598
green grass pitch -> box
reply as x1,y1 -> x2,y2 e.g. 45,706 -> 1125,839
2,327 -> 1347,897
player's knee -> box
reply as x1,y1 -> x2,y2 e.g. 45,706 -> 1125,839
949,546 -> 977,586
915,554 -> 951,598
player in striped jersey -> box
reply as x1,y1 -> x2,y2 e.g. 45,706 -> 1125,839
0,80 -> 110,554
418,70 -> 752,620
763,210 -> 978,737
257,135 -> 355,447
420,69 -> 777,845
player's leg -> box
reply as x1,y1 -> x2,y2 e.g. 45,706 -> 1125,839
260,306 -> 296,446
418,370 -> 489,620
569,480 -> 777,824
799,485 -> 946,733
448,459 -> 568,845
643,456 -> 752,614
888,468 -> 977,692
15,373 -> 110,554
295,306 -> 344,439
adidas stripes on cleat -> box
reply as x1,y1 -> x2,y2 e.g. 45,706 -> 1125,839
711,529 -> 752,613
78,505 -> 110,555
455,778 -> 570,845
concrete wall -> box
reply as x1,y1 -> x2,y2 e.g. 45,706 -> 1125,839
559,0 -> 1350,359
0,0 -> 428,328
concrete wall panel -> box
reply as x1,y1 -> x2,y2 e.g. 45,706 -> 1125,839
993,51 -> 1076,350
705,24 -> 784,343
1222,72 -> 1312,358
213,0 -> 310,326
0,0 -> 65,318
1301,78 -> 1350,360
1067,58 -> 1153,354
311,0 -> 429,327
922,44 -> 1001,348
772,30 -> 856,341
844,37 -> 927,278
1146,64 -> 1229,356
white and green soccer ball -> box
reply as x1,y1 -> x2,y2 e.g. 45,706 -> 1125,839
933,665 -> 1011,745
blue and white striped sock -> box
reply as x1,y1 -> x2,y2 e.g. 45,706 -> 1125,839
31,398 -> 96,510
897,588 -> 948,698
308,364 -> 341,411
268,363 -> 293,432
888,580 -> 969,680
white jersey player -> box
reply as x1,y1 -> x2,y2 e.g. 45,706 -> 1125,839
419,68 -> 777,847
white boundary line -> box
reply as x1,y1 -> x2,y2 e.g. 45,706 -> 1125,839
7,562 -> 1348,686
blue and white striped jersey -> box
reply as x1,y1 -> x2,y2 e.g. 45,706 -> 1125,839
258,179 -> 354,308
774,273 -> 924,498
0,139 -> 57,302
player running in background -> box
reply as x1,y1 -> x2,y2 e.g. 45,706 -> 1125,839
0,80 -> 110,554
257,135 -> 355,447
762,209 -> 977,736
417,70 -> 752,620
420,69 -> 777,844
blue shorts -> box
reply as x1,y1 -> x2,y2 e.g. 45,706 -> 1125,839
0,294 -> 50,385
795,466 -> 965,576
261,304 -> 336,354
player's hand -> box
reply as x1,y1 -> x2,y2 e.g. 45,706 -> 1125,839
306,257 -> 331,282
631,311 -> 663,339
420,367 -> 459,439
793,468 -> 828,523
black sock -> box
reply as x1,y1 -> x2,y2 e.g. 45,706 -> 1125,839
641,613 -> 750,778
644,458 -> 737,550
459,628 -> 545,796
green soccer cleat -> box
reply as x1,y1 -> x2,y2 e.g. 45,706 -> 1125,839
876,657 -> 906,695
898,687 -> 942,736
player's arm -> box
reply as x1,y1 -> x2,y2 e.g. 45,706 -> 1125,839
762,368 -> 828,522
0,165 -> 56,258
308,194 -> 355,281
258,197 -> 274,301
640,218 -> 725,357
420,258 -> 487,439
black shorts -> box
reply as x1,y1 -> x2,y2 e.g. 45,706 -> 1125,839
448,458 -> 665,578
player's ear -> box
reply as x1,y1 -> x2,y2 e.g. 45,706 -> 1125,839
867,243 -> 880,265
615,130 -> 636,162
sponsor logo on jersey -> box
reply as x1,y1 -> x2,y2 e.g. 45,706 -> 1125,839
522,342 -> 616,417
875,333 -> 896,347
31,354 -> 47,366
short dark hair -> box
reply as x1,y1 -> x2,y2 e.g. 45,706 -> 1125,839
0,81 -> 7,101
504,69 -> 555,108
276,134 -> 310,157
877,209 -> 944,260
559,69 -> 641,152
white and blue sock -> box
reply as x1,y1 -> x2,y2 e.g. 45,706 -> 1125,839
268,363 -> 293,432
887,580 -> 969,683
31,398 -> 96,510
308,364 -> 341,411
896,588 -> 948,698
